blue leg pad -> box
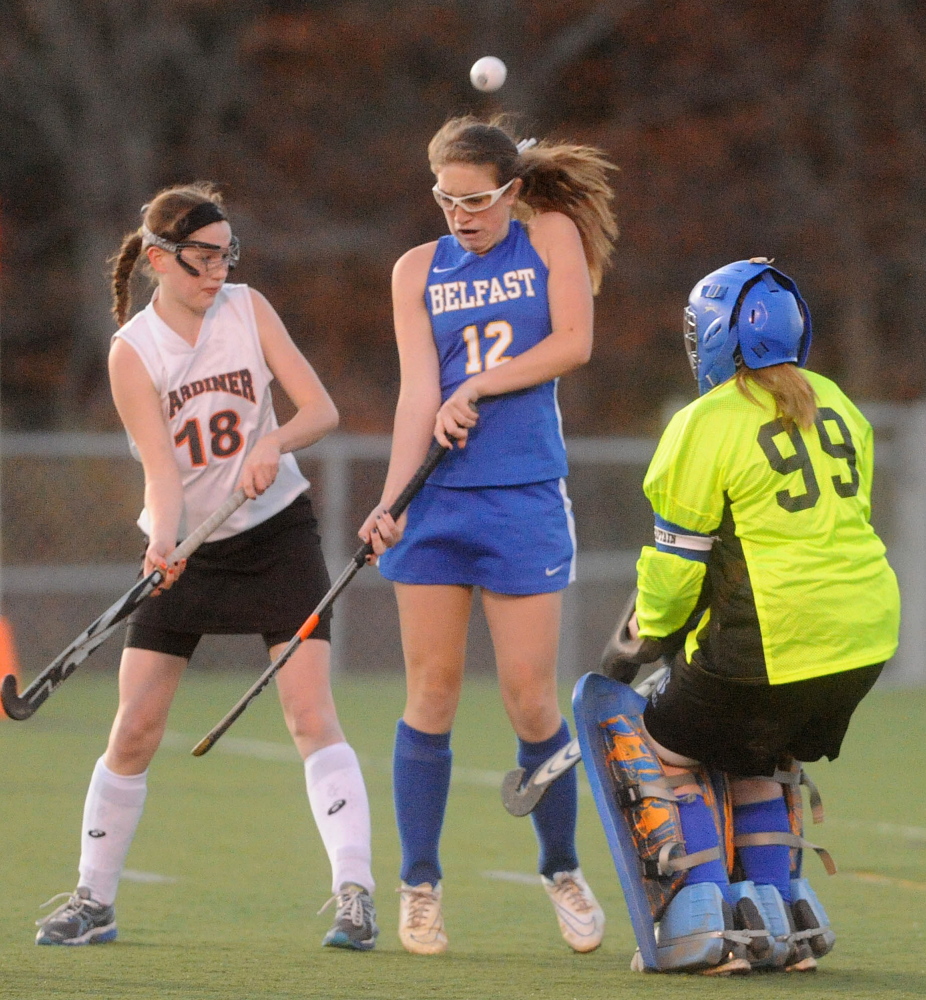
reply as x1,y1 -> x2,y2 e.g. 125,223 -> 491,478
731,882 -> 791,968
656,883 -> 739,972
790,877 -> 835,958
573,672 -> 660,968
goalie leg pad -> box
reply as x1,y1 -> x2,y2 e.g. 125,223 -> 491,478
572,672 -> 734,972
729,881 -> 792,968
655,882 -> 756,973
790,877 -> 835,958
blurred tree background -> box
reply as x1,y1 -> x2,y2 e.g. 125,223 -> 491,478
2,0 -> 925,436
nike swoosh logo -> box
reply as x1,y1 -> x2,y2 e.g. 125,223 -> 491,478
432,266 -> 455,273
545,564 -> 564,576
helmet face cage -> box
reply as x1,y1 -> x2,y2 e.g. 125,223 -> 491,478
683,305 -> 699,379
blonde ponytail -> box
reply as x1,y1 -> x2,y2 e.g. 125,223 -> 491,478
735,364 -> 818,431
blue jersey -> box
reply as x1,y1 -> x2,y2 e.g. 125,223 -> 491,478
424,220 -> 568,487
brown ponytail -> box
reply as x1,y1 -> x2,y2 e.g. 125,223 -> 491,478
735,364 -> 818,431
109,181 -> 227,326
428,115 -> 618,293
110,232 -> 144,327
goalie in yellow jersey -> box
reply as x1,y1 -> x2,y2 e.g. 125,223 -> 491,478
598,257 -> 900,973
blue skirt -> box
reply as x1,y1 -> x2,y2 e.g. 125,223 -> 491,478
378,479 -> 576,595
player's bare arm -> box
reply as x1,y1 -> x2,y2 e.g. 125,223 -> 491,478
246,288 -> 338,498
360,244 -> 442,555
108,337 -> 186,588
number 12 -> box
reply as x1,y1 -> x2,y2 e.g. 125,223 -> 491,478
462,320 -> 514,374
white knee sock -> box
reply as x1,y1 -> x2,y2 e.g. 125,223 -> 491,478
77,757 -> 148,906
304,742 -> 374,894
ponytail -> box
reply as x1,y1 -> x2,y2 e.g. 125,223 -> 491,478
735,364 -> 818,431
110,233 -> 144,326
516,141 -> 618,294
428,115 -> 618,293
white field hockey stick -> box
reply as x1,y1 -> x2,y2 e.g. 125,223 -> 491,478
0,489 -> 248,721
500,664 -> 670,816
191,439 -> 449,757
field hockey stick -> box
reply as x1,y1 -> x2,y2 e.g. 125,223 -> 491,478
500,664 -> 671,817
191,439 -> 449,757
0,489 -> 247,721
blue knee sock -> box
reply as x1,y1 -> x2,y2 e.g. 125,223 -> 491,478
677,792 -> 731,901
393,719 -> 452,887
734,796 -> 792,903
518,719 -> 579,879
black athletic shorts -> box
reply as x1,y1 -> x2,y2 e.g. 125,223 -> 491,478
642,654 -> 883,777
124,493 -> 332,659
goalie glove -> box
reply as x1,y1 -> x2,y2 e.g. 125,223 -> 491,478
598,588 -> 701,684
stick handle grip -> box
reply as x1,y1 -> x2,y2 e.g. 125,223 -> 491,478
386,438 -> 448,519
352,439 -> 448,565
170,488 -> 248,564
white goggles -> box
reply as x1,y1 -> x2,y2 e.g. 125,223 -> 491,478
431,177 -> 516,214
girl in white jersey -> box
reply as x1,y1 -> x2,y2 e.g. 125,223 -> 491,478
359,117 -> 618,955
35,183 -> 378,952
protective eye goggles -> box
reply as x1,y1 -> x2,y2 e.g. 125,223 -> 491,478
143,226 -> 240,277
431,177 -> 516,214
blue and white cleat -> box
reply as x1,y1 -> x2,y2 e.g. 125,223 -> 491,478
35,887 -> 117,945
320,882 -> 379,951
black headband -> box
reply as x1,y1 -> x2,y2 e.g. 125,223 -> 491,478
169,201 -> 228,242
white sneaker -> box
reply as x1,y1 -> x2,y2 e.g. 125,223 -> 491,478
542,868 -> 605,953
398,882 -> 448,955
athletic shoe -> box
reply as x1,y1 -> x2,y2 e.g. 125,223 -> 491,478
319,882 -> 379,951
397,881 -> 447,955
35,887 -> 117,946
541,868 -> 605,953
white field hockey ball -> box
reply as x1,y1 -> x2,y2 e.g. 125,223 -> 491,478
470,56 -> 507,92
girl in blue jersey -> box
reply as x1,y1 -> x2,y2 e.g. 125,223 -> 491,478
359,116 -> 618,954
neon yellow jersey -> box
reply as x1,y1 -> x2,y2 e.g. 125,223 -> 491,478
637,371 -> 900,684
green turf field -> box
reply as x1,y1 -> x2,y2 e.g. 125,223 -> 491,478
2,667 -> 924,999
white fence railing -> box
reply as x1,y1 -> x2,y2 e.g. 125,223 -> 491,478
3,407 -> 924,685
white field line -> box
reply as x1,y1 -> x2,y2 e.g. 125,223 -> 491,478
161,730 -> 512,787
122,869 -> 178,885
481,870 -> 539,885
826,817 -> 926,843
161,732 -> 926,848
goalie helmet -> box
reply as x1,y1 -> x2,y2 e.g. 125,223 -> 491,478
684,258 -> 812,396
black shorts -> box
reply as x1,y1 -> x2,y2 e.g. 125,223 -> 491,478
642,655 -> 883,777
124,493 -> 332,659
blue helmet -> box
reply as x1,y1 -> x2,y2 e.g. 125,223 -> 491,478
683,258 -> 812,395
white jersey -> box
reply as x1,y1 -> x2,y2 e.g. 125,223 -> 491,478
114,282 -> 309,541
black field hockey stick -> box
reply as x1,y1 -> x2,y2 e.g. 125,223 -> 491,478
0,489 -> 248,721
191,439 -> 449,757
500,664 -> 671,817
